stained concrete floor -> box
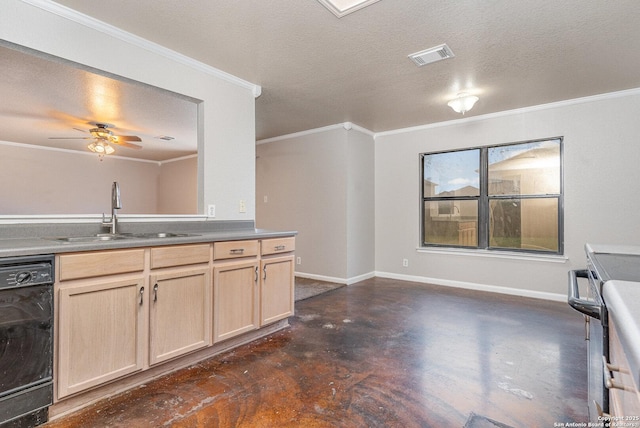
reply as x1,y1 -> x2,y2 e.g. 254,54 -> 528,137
44,277 -> 588,427
294,277 -> 345,302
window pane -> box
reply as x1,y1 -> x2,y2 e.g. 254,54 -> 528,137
488,139 -> 560,196
489,198 -> 559,252
424,200 -> 478,246
423,149 -> 480,197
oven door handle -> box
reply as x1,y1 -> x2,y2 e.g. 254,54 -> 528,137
568,269 -> 601,320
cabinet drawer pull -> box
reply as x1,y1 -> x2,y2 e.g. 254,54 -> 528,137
139,286 -> 144,306
153,283 -> 159,302
229,248 -> 245,255
274,245 -> 286,251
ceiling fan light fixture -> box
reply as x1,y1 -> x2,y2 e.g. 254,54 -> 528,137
89,127 -> 113,140
447,92 -> 479,114
88,140 -> 115,156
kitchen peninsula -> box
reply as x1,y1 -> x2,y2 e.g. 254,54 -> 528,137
0,220 -> 296,420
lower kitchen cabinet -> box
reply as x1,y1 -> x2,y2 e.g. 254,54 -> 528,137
213,259 -> 260,343
261,255 -> 295,325
57,276 -> 145,399
53,235 -> 295,409
149,266 -> 211,365
608,316 -> 640,417
56,245 -> 211,398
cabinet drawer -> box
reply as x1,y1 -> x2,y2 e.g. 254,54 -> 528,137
213,240 -> 259,260
59,249 -> 145,281
261,237 -> 295,256
150,244 -> 210,269
609,317 -> 640,417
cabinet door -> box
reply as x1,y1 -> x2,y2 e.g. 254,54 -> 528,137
57,277 -> 145,398
149,267 -> 211,365
261,255 -> 295,326
213,260 -> 259,343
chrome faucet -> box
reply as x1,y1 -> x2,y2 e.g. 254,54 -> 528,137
102,181 -> 121,234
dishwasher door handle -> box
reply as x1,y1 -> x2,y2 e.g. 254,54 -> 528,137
568,269 -> 600,320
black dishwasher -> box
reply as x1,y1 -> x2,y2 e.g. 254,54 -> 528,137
0,255 -> 54,427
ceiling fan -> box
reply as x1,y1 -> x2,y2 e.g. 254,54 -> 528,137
49,122 -> 142,155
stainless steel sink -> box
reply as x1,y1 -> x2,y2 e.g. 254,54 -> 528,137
129,232 -> 197,239
44,232 -> 198,243
45,234 -> 134,243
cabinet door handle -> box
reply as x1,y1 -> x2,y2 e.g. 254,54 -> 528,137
263,265 -> 267,281
153,283 -> 159,302
255,266 -> 259,283
274,245 -> 286,251
139,286 -> 144,306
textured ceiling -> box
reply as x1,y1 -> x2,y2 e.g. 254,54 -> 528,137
4,0 -> 640,158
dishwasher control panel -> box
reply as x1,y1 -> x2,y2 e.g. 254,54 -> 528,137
0,260 -> 53,289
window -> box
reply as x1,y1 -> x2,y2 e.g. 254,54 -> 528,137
421,137 -> 563,254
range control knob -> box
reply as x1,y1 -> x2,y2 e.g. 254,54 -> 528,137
15,271 -> 33,284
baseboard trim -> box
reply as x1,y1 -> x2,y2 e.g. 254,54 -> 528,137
295,271 -> 375,285
295,270 -> 566,302
375,271 -> 566,302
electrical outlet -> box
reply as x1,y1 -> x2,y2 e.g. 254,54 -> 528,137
296,257 -> 302,265
402,258 -> 409,267
264,195 -> 268,203
239,200 -> 246,213
207,204 -> 216,217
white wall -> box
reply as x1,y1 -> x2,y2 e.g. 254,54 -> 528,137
157,157 -> 198,215
346,128 -> 375,280
375,90 -> 640,298
256,90 -> 640,298
1,0 -> 257,221
256,126 -> 375,283
0,143 -> 198,215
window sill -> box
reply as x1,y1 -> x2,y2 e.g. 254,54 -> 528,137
416,247 -> 568,263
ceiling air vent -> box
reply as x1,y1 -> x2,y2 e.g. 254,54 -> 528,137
408,44 -> 455,67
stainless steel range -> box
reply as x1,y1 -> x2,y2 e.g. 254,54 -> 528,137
0,255 -> 54,427
568,244 -> 640,421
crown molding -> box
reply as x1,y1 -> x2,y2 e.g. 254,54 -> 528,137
0,140 -> 197,165
375,87 -> 640,138
20,0 -> 262,98
257,122 -> 374,144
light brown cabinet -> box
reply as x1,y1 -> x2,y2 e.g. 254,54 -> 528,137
260,238 -> 295,326
149,244 -> 211,365
260,255 -> 295,325
212,240 -> 260,343
54,235 -> 294,407
56,244 -> 212,398
56,250 -> 146,399
608,316 -> 640,418
212,260 -> 259,342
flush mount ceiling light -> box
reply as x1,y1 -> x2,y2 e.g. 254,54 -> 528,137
317,0 -> 381,17
447,92 -> 479,114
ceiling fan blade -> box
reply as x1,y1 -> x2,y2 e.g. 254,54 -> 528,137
112,140 -> 142,149
116,135 -> 142,142
48,137 -> 91,140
